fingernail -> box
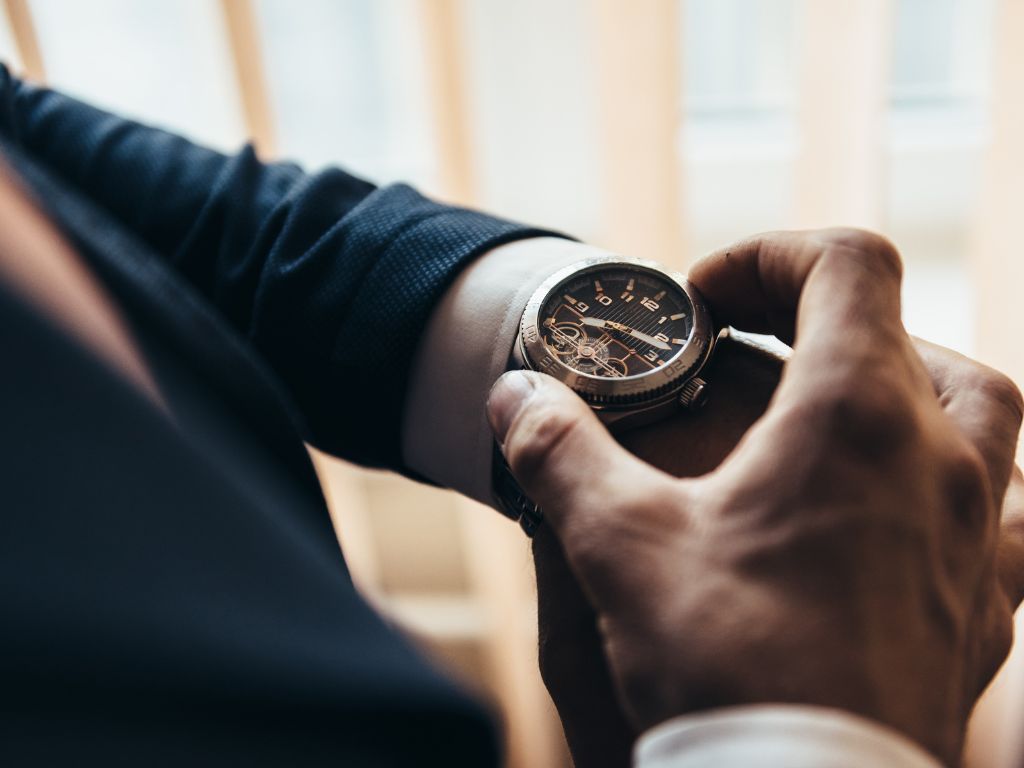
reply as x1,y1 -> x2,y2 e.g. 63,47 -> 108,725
487,371 -> 537,444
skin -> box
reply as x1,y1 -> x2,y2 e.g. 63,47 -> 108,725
488,228 -> 1024,767
532,332 -> 787,767
0,164 -> 163,409
6,160 -> 1019,764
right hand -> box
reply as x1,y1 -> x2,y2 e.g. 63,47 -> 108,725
489,228 -> 1024,766
530,332 -> 786,768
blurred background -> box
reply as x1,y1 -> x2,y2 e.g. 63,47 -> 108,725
2,1 -> 1021,766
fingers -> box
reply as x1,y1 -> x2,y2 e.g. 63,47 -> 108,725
689,229 -> 924,475
617,332 -> 784,478
915,339 -> 1024,509
998,467 -> 1024,607
689,228 -> 904,346
487,371 -> 670,539
689,230 -> 910,405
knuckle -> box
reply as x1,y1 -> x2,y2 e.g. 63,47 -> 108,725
943,441 -> 992,531
973,367 -> 1024,427
819,227 -> 903,279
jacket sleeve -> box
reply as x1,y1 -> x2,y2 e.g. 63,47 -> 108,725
0,64 -> 565,470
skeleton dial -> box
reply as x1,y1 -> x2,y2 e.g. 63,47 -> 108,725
539,267 -> 695,378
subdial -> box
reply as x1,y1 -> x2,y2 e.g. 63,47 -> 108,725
546,322 -> 582,355
545,321 -> 627,378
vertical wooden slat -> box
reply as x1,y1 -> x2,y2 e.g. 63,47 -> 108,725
591,0 -> 686,268
418,4 -> 555,764
793,0 -> 893,229
457,500 -> 562,768
971,0 -> 1024,409
1,0 -> 44,81
964,4 -> 1024,762
307,448 -> 382,596
418,0 -> 476,206
219,0 -> 276,157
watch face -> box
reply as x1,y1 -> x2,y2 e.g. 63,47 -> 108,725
538,266 -> 695,378
520,257 -> 713,407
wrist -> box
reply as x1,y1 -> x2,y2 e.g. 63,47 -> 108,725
401,236 -> 609,502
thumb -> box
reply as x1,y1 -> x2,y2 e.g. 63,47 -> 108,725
487,371 -> 668,539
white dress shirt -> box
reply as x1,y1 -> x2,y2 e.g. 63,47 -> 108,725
402,237 -> 942,768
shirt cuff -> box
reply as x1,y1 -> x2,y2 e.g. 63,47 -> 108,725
634,705 -> 942,768
401,236 -> 614,504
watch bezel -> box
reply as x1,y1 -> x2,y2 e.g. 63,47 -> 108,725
519,256 -> 714,407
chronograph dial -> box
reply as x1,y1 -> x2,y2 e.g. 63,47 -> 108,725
498,255 -> 718,535
517,257 -> 714,411
538,267 -> 694,378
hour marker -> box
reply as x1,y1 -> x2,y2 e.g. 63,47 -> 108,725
658,316 -> 667,324
594,280 -> 603,292
626,278 -> 635,291
654,290 -> 666,301
564,294 -> 577,304
671,338 -> 685,345
670,313 -> 685,320
623,294 -> 635,303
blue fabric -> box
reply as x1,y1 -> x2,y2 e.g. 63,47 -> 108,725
0,63 -> 565,470
0,64 -> 573,765
0,271 -> 502,766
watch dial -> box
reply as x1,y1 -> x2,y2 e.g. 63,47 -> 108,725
538,266 -> 695,378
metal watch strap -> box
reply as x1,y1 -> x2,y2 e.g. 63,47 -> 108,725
491,334 -> 545,535
492,443 -> 543,536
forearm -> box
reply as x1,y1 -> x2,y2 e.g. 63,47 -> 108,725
0,64 -> 565,469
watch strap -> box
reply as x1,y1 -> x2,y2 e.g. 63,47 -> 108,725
492,443 -> 544,536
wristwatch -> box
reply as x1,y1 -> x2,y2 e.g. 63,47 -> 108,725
493,255 -> 717,535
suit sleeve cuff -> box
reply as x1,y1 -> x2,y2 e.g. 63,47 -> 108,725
634,705 -> 943,768
401,236 -> 615,504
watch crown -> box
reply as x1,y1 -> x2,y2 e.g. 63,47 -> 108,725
678,377 -> 708,410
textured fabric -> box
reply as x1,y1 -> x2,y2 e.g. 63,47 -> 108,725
0,63 -> 565,470
635,706 -> 942,768
0,274 -> 499,767
0,66 -> 571,764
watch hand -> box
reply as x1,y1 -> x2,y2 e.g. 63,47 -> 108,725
625,327 -> 670,350
581,317 -> 670,350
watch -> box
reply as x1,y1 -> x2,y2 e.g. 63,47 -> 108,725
493,255 -> 717,535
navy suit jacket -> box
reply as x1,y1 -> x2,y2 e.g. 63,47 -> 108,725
0,65 -> 560,765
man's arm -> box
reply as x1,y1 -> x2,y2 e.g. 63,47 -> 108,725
0,63 -> 565,470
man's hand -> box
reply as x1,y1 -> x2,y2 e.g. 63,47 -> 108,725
489,228 -> 1024,765
530,332 -> 786,768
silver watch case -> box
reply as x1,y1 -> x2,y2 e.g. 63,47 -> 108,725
517,255 -> 715,427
